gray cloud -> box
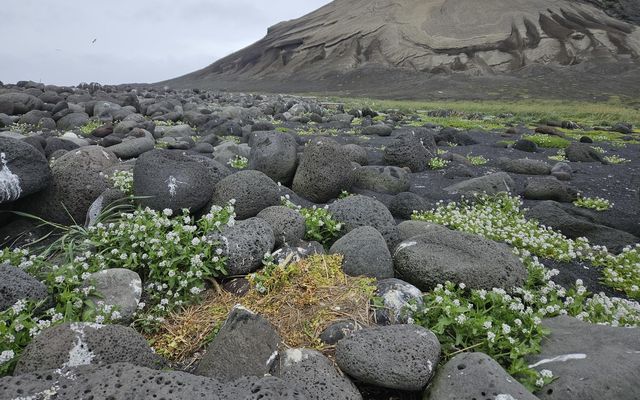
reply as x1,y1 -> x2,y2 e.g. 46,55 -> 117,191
0,0 -> 331,85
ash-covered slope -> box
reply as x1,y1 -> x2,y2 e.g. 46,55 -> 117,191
165,0 -> 640,96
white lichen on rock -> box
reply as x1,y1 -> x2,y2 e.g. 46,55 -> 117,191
0,152 -> 22,202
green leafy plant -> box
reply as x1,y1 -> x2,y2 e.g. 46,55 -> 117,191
604,155 -> 630,164
79,120 -> 104,136
467,154 -> 488,166
108,170 -> 134,195
227,155 -> 248,169
429,157 -> 450,170
573,196 -> 612,211
283,197 -> 343,247
548,149 -> 567,161
522,134 -> 571,149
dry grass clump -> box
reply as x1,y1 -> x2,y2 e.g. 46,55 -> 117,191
147,254 -> 376,365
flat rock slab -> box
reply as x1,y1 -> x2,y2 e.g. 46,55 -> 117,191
1,362 -> 306,399
528,316 -> 640,400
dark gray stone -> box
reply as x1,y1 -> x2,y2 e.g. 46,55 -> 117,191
257,206 -> 306,248
389,192 -> 432,220
0,263 -> 48,312
195,306 -> 282,382
106,129 -> 155,159
188,154 -> 232,185
343,143 -> 368,165
84,269 -> 141,323
383,132 -> 432,172
528,316 -> 640,400
336,324 -> 441,391
330,226 -> 393,279
327,195 -> 395,233
249,131 -> 298,184
275,349 -> 362,400
551,162 -> 572,181
211,170 -> 281,219
425,352 -> 539,400
134,149 -> 214,213
374,278 -> 423,325
320,320 -> 360,345
0,136 -> 51,203
293,138 -> 355,203
19,146 -> 116,225
526,201 -> 639,253
57,112 -> 90,130
0,362 -> 306,400
353,165 -> 410,194
44,137 -> 80,158
362,124 -> 393,136
212,217 -> 275,275
524,177 -> 577,202
0,93 -> 43,115
500,158 -> 551,175
435,128 -> 477,146
14,322 -> 165,374
393,226 -> 527,291
565,142 -> 605,163
444,172 -> 515,195
396,220 -> 444,242
513,139 -> 539,153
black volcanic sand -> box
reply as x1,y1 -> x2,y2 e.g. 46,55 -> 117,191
165,62 -> 640,102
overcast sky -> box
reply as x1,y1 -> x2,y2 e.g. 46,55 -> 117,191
0,0 -> 331,86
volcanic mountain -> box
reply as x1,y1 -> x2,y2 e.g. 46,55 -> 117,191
165,0 -> 640,98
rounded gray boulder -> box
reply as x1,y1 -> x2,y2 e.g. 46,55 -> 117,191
134,149 -> 215,213
336,324 -> 441,391
257,206 -> 306,248
249,131 -> 298,185
0,263 -> 48,311
353,165 -> 410,194
329,226 -> 393,279
327,195 -> 395,233
393,227 -> 527,291
14,322 -> 165,374
211,170 -> 281,220
211,217 -> 275,275
292,138 -> 355,203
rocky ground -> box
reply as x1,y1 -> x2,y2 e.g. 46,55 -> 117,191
0,80 -> 639,400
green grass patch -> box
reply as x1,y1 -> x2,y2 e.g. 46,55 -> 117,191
522,134 -> 572,149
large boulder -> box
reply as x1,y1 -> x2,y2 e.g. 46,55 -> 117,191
336,324 -> 441,391
292,138 -> 355,203
444,172 -> 515,195
526,200 -> 639,254
275,349 -> 362,400
383,132 -> 431,172
0,136 -> 51,204
524,177 -> 577,202
195,306 -> 282,382
14,322 -> 164,374
329,226 -> 393,279
257,206 -> 307,248
134,149 -> 214,213
565,142 -> 605,163
327,195 -> 395,233
393,226 -> 527,291
19,146 -> 116,224
499,158 -> 551,175
249,131 -> 298,184
0,263 -> 48,311
106,129 -> 155,159
0,92 -> 43,115
211,217 -> 275,275
211,170 -> 281,219
425,352 -> 539,400
389,192 -> 432,220
528,316 -> 640,400
56,112 -> 90,130
0,362 -> 306,400
353,165 -> 410,194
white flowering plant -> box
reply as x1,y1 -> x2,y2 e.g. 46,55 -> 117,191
573,195 -> 612,211
282,198 -> 343,248
85,203 -> 235,332
466,154 -> 488,166
109,170 -> 134,195
227,155 -> 248,169
428,157 -> 449,170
